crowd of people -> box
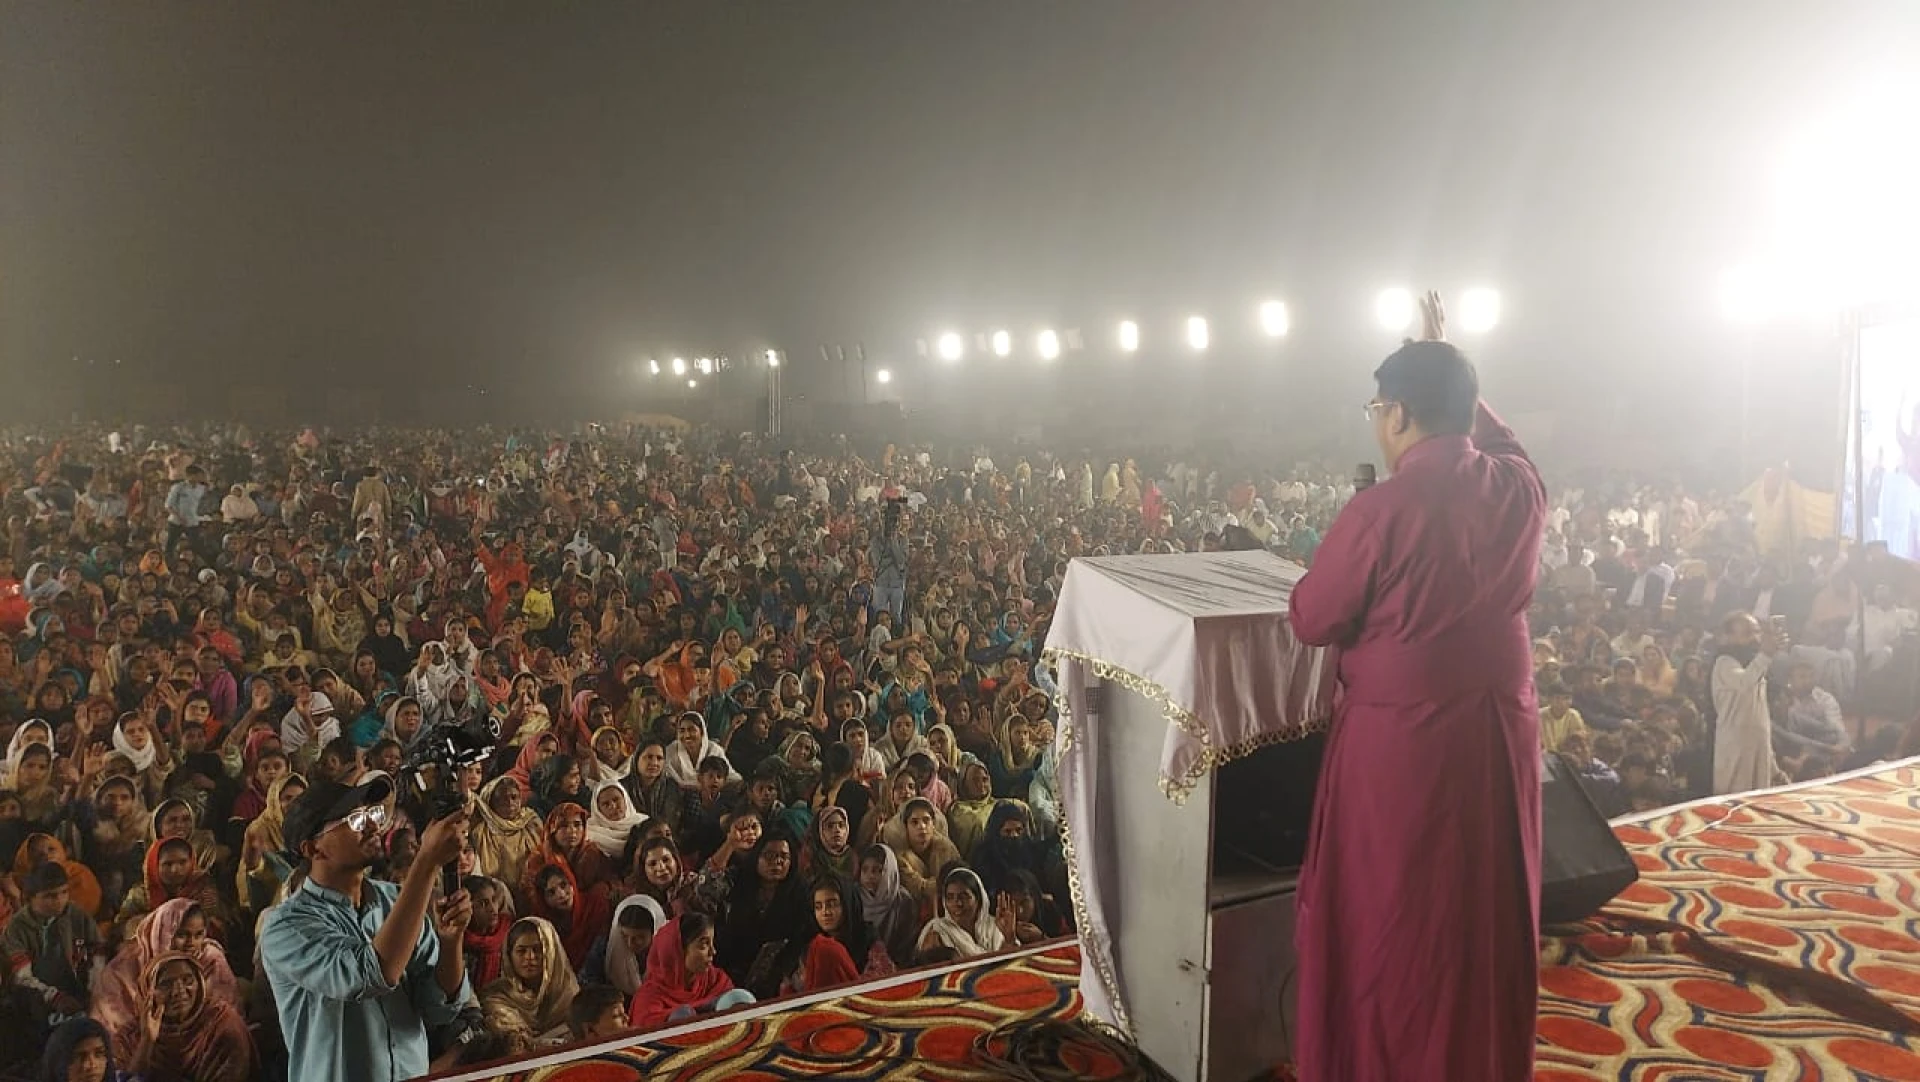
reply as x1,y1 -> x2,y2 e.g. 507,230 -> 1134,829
0,423 -> 1913,1081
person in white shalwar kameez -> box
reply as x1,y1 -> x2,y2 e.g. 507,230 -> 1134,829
1711,613 -> 1783,795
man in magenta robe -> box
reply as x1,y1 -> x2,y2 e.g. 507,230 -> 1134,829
1288,293 -> 1545,1081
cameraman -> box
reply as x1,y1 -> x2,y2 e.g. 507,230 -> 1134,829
870,498 -> 909,622
259,776 -> 474,1082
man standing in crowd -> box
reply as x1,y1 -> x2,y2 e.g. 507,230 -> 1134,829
260,776 -> 474,1082
1710,612 -> 1786,793
1289,293 -> 1546,1082
869,498 -> 909,622
164,463 -> 209,558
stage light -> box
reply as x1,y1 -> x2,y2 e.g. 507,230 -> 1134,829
1375,288 -> 1415,334
687,379 -> 698,389
1117,320 -> 1140,353
696,357 -> 713,375
876,368 -> 893,384
991,330 -> 1012,357
936,332 -> 964,362
1258,299 -> 1290,338
1766,75 -> 1920,308
671,357 -> 687,376
764,349 -> 780,367
647,359 -> 660,376
1458,288 -> 1502,334
1186,316 -> 1210,351
1037,329 -> 1061,360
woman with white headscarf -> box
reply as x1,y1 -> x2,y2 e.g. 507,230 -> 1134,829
915,866 -> 1013,963
585,780 -> 650,859
587,894 -> 668,997
0,717 -> 53,788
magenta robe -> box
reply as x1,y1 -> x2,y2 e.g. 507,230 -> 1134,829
1287,404 -> 1545,1082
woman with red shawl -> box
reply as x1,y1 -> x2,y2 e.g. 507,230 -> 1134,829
527,863 -> 609,971
523,803 -> 617,903
13,833 -> 104,920
628,913 -> 754,1030
117,836 -> 228,943
127,951 -> 256,1082
93,897 -> 241,1062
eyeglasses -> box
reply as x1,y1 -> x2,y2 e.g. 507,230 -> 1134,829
1362,400 -> 1395,420
325,803 -> 390,837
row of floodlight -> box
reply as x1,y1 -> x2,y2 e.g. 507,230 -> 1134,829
923,288 -> 1501,361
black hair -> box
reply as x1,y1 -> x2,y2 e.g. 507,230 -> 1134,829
679,910 -> 714,943
568,984 -> 629,1037
822,741 -> 854,778
1372,340 -> 1478,436
696,755 -> 730,777
535,865 -> 571,896
618,904 -> 657,932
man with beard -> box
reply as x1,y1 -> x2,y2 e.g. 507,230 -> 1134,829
260,777 -> 473,1082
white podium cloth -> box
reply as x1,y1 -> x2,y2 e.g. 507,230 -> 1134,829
1042,550 -> 1336,1034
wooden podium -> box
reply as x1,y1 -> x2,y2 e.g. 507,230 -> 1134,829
1043,551 -> 1335,1082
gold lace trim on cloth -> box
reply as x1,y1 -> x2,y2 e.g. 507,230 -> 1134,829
1053,690 -> 1131,1036
1041,645 -> 1330,804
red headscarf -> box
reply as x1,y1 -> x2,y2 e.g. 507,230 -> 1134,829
525,851 -> 608,971
628,917 -> 735,1030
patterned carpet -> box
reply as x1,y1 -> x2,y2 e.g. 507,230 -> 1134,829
451,943 -> 1148,1082
1539,760 -> 1920,1080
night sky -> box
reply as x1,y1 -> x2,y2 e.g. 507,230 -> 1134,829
3,2 -> 1913,443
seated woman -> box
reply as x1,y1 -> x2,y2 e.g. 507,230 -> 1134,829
914,866 -> 1014,965
92,899 -> 241,1063
802,805 -> 857,881
1004,868 -> 1067,944
582,894 -> 667,998
631,837 -> 694,917
119,838 -> 229,944
585,781 -> 650,862
480,917 -> 581,1057
665,712 -> 734,789
628,913 -> 755,1030
786,875 -> 876,995
525,803 -> 619,905
150,798 -> 222,875
944,755 -> 997,860
969,800 -> 1041,900
234,774 -> 305,917
471,776 -> 544,892
528,754 -> 590,819
528,864 -> 610,972
460,875 -> 517,989
717,831 -> 812,1000
855,844 -> 920,973
889,798 -> 961,919
127,952 -> 256,1082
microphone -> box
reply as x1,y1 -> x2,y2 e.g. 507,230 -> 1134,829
1353,463 -> 1377,492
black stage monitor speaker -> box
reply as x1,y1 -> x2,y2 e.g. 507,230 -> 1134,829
1540,751 -> 1639,925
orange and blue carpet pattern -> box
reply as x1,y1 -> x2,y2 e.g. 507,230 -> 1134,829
1539,761 -> 1920,1080
458,943 -> 1132,1082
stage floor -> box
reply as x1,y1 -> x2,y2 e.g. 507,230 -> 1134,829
441,759 -> 1920,1082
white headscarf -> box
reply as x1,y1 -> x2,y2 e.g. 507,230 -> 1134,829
664,730 -> 732,788
112,714 -> 158,772
0,718 -> 54,787
917,867 -> 1005,959
585,780 -> 649,858
603,894 -> 667,996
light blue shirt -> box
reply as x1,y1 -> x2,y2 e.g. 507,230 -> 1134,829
259,877 -> 471,1082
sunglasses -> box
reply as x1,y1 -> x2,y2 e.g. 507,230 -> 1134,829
325,803 -> 390,837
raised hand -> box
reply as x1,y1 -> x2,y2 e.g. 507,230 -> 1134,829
1417,290 -> 1446,342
